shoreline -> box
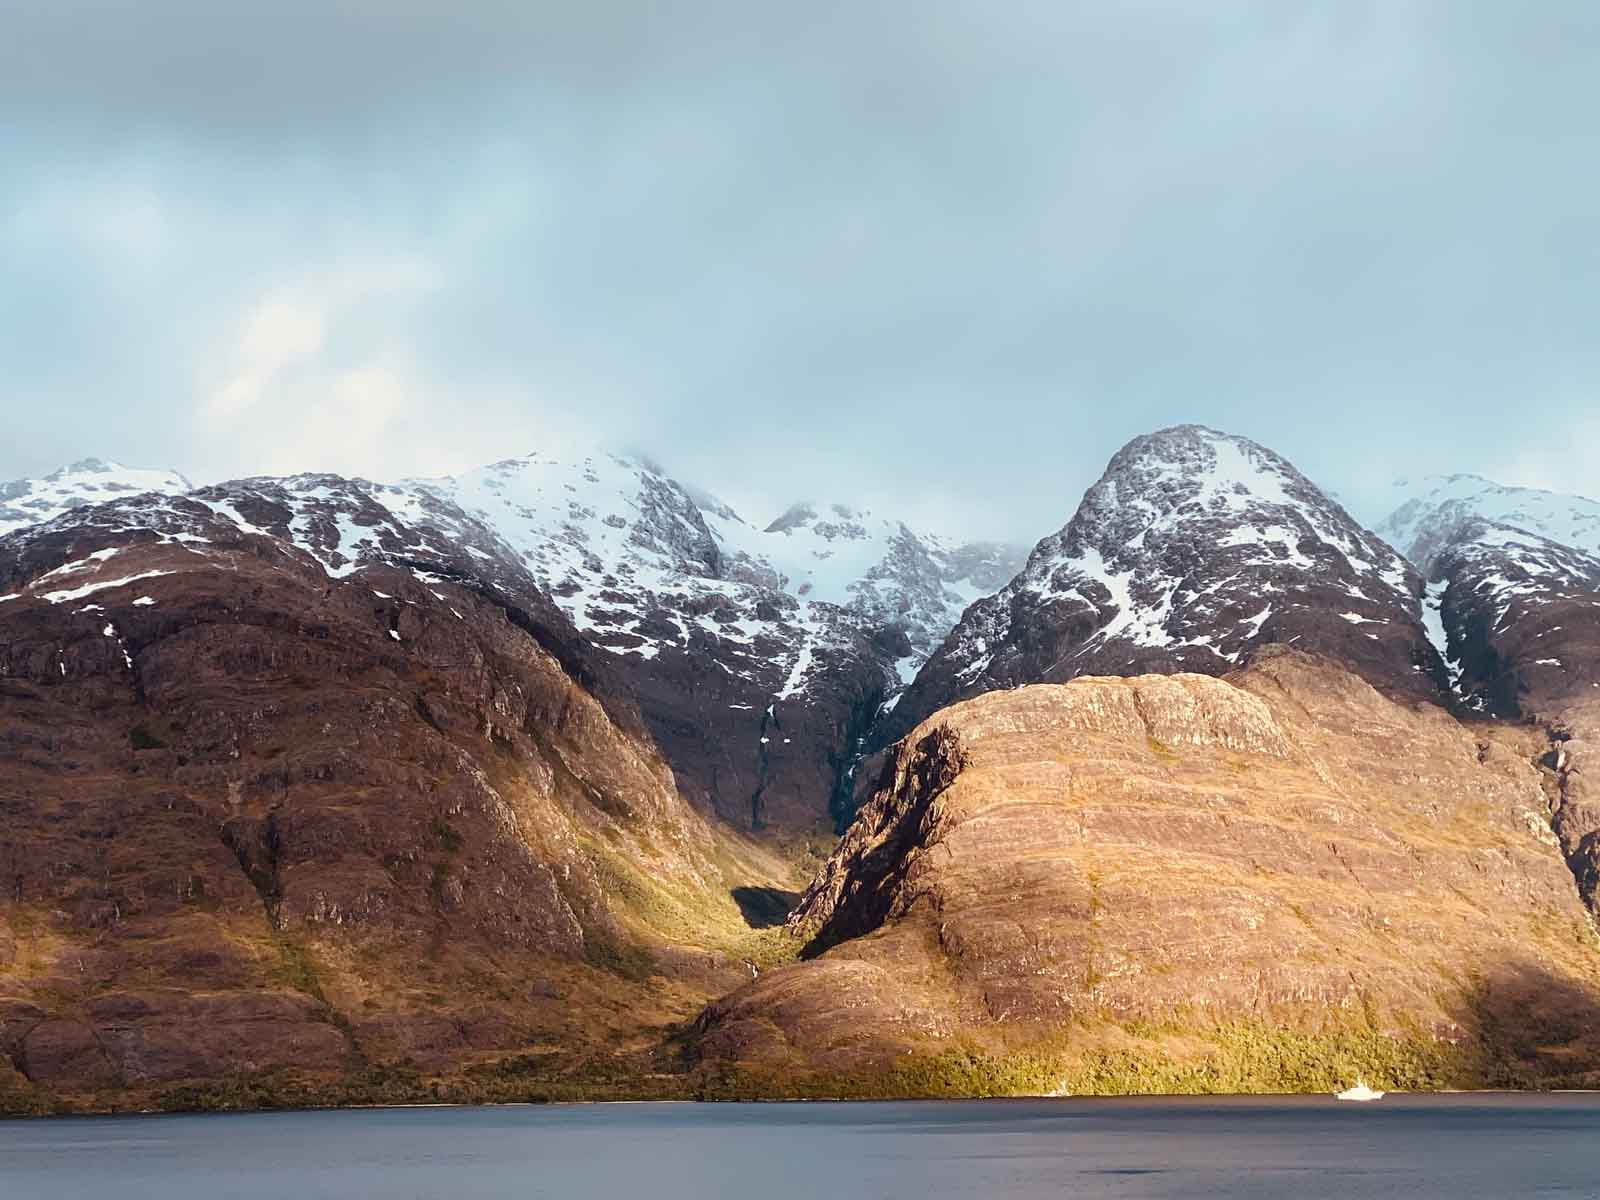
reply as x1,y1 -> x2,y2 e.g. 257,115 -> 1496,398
7,1087 -> 1600,1123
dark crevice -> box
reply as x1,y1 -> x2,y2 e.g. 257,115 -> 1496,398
802,724 -> 968,958
221,811 -> 284,928
749,706 -> 776,830
1448,600 -> 1521,718
413,692 -> 442,732
827,686 -> 887,833
1536,727 -> 1600,912
730,886 -> 801,929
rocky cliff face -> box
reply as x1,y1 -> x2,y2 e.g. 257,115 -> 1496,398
696,650 -> 1600,1089
0,495 -> 796,1107
880,426 -> 1442,750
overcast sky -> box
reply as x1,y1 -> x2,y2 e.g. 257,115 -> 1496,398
4,2 -> 1599,543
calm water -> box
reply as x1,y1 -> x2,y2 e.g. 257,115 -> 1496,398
4,1094 -> 1600,1198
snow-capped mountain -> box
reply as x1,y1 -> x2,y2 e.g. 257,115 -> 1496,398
1417,517 -> 1600,714
2,471 -> 536,596
1375,477 -> 1600,905
403,453 -> 1024,829
1373,476 -> 1600,717
0,450 -> 1024,831
1377,474 -> 1600,568
0,452 -> 1018,701
880,425 -> 1441,746
408,454 -> 1018,694
0,469 -> 625,714
0,458 -> 191,539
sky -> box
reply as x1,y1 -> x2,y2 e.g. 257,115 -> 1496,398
4,1 -> 1600,545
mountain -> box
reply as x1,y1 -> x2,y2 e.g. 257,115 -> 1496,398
1375,478 -> 1600,914
880,425 -> 1441,748
0,452 -> 1025,833
0,458 -> 191,539
694,649 -> 1600,1092
10,428 -> 1600,1109
1377,473 -> 1600,566
408,453 -> 1024,830
690,434 -> 1600,1095
0,476 -> 798,1110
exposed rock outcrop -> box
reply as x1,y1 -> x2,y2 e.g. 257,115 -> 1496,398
696,650 -> 1600,1083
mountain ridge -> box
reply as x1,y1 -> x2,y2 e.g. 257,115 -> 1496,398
879,424 -> 1443,749
9,425 -> 1600,1107
0,450 -> 1026,831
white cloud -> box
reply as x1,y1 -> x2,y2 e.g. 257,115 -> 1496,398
8,4 -> 1600,546
239,298 -> 326,367
197,257 -> 441,435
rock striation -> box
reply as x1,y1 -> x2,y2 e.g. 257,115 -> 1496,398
696,650 -> 1600,1085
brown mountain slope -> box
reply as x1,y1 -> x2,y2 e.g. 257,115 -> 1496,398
0,525 -> 799,1112
694,648 -> 1600,1094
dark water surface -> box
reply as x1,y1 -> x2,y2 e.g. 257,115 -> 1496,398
4,1094 -> 1600,1198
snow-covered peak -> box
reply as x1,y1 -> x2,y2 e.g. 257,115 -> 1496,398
414,451 -> 724,596
408,451 -> 1023,697
1016,425 -> 1414,634
1429,517 -> 1600,641
1,470 -> 541,600
0,458 -> 193,539
880,425 -> 1436,745
2,445 -> 1024,713
1378,474 -> 1600,569
703,498 -> 1019,678
1074,425 -> 1398,571
1412,515 -> 1600,715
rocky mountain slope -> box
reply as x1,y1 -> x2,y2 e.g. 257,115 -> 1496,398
0,488 -> 798,1110
410,453 -> 1021,831
0,453 -> 1023,833
880,426 -> 1443,749
695,650 -> 1600,1092
1374,477 -> 1600,922
9,427 -> 1600,1107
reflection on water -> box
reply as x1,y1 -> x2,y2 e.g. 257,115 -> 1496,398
3,1094 -> 1599,1199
